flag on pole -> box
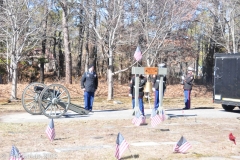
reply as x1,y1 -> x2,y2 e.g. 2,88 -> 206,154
229,133 -> 236,145
46,119 -> 55,141
134,46 -> 142,61
115,133 -> 129,160
132,111 -> 146,126
150,109 -> 162,127
173,136 -> 191,153
9,145 -> 24,160
132,110 -> 140,125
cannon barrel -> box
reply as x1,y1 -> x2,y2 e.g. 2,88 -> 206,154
34,86 -> 44,92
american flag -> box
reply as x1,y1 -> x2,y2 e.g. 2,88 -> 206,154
9,145 -> 24,160
115,133 -> 129,160
132,111 -> 145,126
134,46 -> 142,61
173,136 -> 192,153
46,119 -> 55,141
150,109 -> 162,127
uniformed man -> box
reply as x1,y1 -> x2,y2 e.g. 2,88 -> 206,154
81,64 -> 98,111
182,67 -> 194,110
129,74 -> 147,116
152,63 -> 167,112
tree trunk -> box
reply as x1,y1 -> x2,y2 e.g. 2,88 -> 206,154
230,16 -> 236,53
76,7 -> 84,76
85,23 -> 90,72
107,49 -> 113,100
57,31 -> 64,78
11,56 -> 17,100
61,0 -> 72,84
118,54 -> 122,84
89,11 -> 97,67
52,31 -> 57,76
40,0 -> 48,83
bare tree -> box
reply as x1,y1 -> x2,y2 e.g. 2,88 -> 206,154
79,0 -> 125,100
0,0 -> 48,99
202,0 -> 240,53
199,0 -> 240,82
112,0 -> 200,77
59,0 -> 72,84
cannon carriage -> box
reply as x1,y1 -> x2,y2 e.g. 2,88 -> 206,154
21,82 -> 89,118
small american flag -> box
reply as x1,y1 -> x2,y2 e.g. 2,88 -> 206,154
9,145 -> 24,160
150,109 -> 162,127
132,111 -> 146,126
173,136 -> 192,153
115,133 -> 129,160
46,119 -> 55,141
132,110 -> 140,124
134,46 -> 142,61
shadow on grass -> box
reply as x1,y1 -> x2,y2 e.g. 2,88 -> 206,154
194,107 -> 215,109
166,107 -> 215,111
167,113 -> 197,118
54,137 -> 70,140
93,109 -> 128,112
121,154 -> 139,159
62,114 -> 90,118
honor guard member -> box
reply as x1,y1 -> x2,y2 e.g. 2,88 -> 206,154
182,67 -> 194,110
81,64 -> 98,111
129,74 -> 147,116
152,63 -> 167,111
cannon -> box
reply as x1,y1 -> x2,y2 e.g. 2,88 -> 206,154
21,82 -> 89,118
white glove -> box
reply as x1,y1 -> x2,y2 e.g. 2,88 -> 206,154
152,88 -> 155,92
128,94 -> 132,97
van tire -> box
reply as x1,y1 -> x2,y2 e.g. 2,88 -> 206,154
222,104 -> 235,111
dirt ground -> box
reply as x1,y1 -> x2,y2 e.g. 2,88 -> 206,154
1,83 -> 240,160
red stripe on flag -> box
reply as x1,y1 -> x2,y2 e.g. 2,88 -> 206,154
151,115 -> 162,127
115,140 -> 129,160
178,142 -> 191,153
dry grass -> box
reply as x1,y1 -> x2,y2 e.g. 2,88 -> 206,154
0,114 -> 240,160
1,83 -> 239,160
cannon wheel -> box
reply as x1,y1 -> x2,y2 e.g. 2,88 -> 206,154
39,84 -> 70,118
21,82 -> 47,115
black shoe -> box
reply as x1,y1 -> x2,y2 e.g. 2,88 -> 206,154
182,107 -> 189,110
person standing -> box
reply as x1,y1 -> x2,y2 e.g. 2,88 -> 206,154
182,67 -> 194,110
152,63 -> 167,112
129,74 -> 147,116
81,64 -> 98,111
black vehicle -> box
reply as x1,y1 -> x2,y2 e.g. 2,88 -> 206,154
213,53 -> 240,111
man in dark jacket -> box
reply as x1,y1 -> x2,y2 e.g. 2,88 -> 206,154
182,67 -> 194,110
81,64 -> 98,111
129,75 -> 147,116
152,63 -> 167,111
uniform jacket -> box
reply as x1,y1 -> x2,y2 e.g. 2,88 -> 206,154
183,73 -> 194,90
129,75 -> 147,98
152,75 -> 166,90
81,71 -> 98,92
